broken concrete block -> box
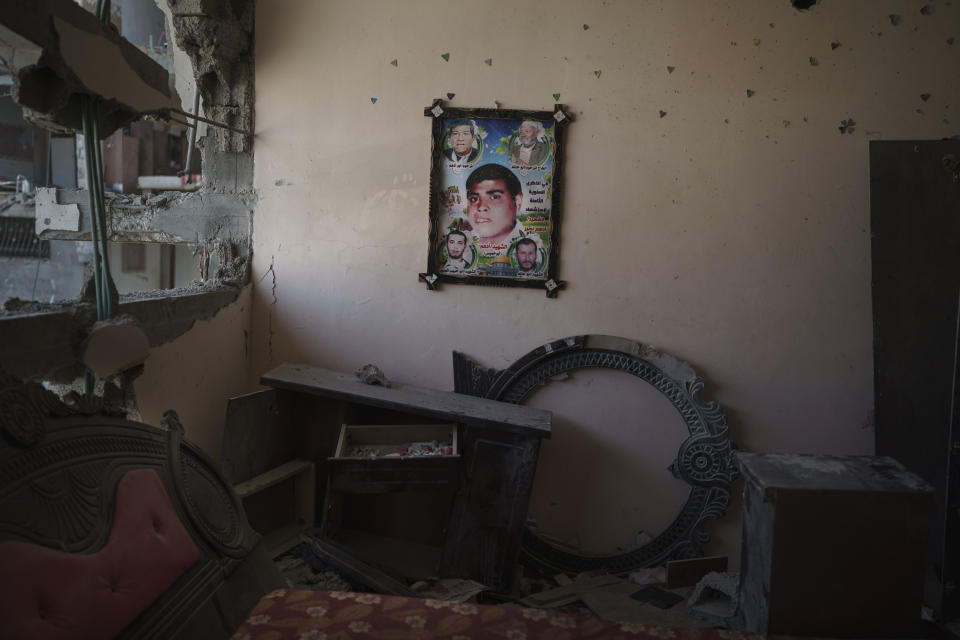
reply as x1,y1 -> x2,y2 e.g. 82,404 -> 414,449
686,571 -> 739,625
3,0 -> 179,133
81,316 -> 150,379
34,188 -> 80,236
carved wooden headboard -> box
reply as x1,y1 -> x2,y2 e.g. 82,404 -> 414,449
0,374 -> 284,640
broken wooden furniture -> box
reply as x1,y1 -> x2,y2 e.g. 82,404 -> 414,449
0,375 -> 284,639
232,458 -> 316,560
454,334 -> 738,575
0,374 -> 801,639
736,452 -> 935,637
222,363 -> 551,593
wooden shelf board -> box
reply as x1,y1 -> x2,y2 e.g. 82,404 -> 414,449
234,458 -> 314,498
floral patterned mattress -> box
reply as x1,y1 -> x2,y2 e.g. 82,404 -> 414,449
233,589 -> 779,640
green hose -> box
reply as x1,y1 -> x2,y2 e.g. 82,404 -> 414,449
82,0 -> 116,395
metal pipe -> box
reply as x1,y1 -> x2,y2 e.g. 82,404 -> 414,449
80,98 -> 104,318
89,102 -> 115,319
168,107 -> 250,136
167,116 -> 196,129
182,89 -> 200,179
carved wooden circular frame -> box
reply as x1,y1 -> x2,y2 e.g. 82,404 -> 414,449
454,335 -> 737,574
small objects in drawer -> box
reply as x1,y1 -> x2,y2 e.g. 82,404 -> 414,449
345,441 -> 455,458
335,424 -> 458,459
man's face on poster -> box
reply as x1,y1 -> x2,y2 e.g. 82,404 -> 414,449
446,233 -> 466,259
467,179 -> 521,242
518,122 -> 537,145
517,241 -> 537,271
450,125 -> 475,156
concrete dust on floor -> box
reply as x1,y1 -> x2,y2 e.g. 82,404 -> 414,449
272,540 -> 725,630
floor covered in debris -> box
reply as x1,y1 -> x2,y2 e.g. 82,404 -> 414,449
274,534 -> 722,631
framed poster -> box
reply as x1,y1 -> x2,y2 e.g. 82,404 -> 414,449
420,100 -> 571,297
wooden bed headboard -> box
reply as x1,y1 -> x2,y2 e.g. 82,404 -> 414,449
0,373 -> 284,640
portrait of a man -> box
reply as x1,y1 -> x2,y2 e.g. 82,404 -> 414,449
466,163 -> 523,245
515,237 -> 539,273
441,229 -> 471,272
508,120 -> 550,167
443,118 -> 481,164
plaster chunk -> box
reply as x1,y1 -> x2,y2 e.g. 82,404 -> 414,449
82,316 -> 151,378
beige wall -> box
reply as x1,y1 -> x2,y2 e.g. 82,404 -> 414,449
237,0 -> 960,561
135,286 -> 252,459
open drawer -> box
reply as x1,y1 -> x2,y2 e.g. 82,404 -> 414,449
327,424 -> 460,493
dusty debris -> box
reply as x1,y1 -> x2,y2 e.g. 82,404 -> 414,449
1,298 -> 67,315
302,535 -> 417,596
344,441 -> 453,458
410,578 -> 487,602
628,567 -> 666,586
686,571 -> 739,625
275,544 -> 354,592
355,364 -> 390,387
521,572 -> 623,609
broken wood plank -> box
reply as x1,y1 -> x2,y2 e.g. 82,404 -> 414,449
302,535 -> 419,597
262,363 -> 551,437
665,556 -> 728,589
519,573 -> 623,609
233,459 -> 314,499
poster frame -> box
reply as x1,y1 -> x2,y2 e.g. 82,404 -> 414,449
420,100 -> 571,297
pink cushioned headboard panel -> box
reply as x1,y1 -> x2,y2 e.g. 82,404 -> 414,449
0,469 -> 202,640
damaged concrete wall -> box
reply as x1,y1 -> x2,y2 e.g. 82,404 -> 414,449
248,0 -> 960,565
5,0 -> 179,134
123,0 -> 256,456
0,0 -> 256,455
163,0 -> 255,191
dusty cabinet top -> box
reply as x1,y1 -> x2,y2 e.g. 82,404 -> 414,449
261,363 -> 552,437
735,452 -> 933,494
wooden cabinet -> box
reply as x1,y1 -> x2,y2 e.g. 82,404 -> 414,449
222,363 -> 551,593
736,453 -> 933,636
